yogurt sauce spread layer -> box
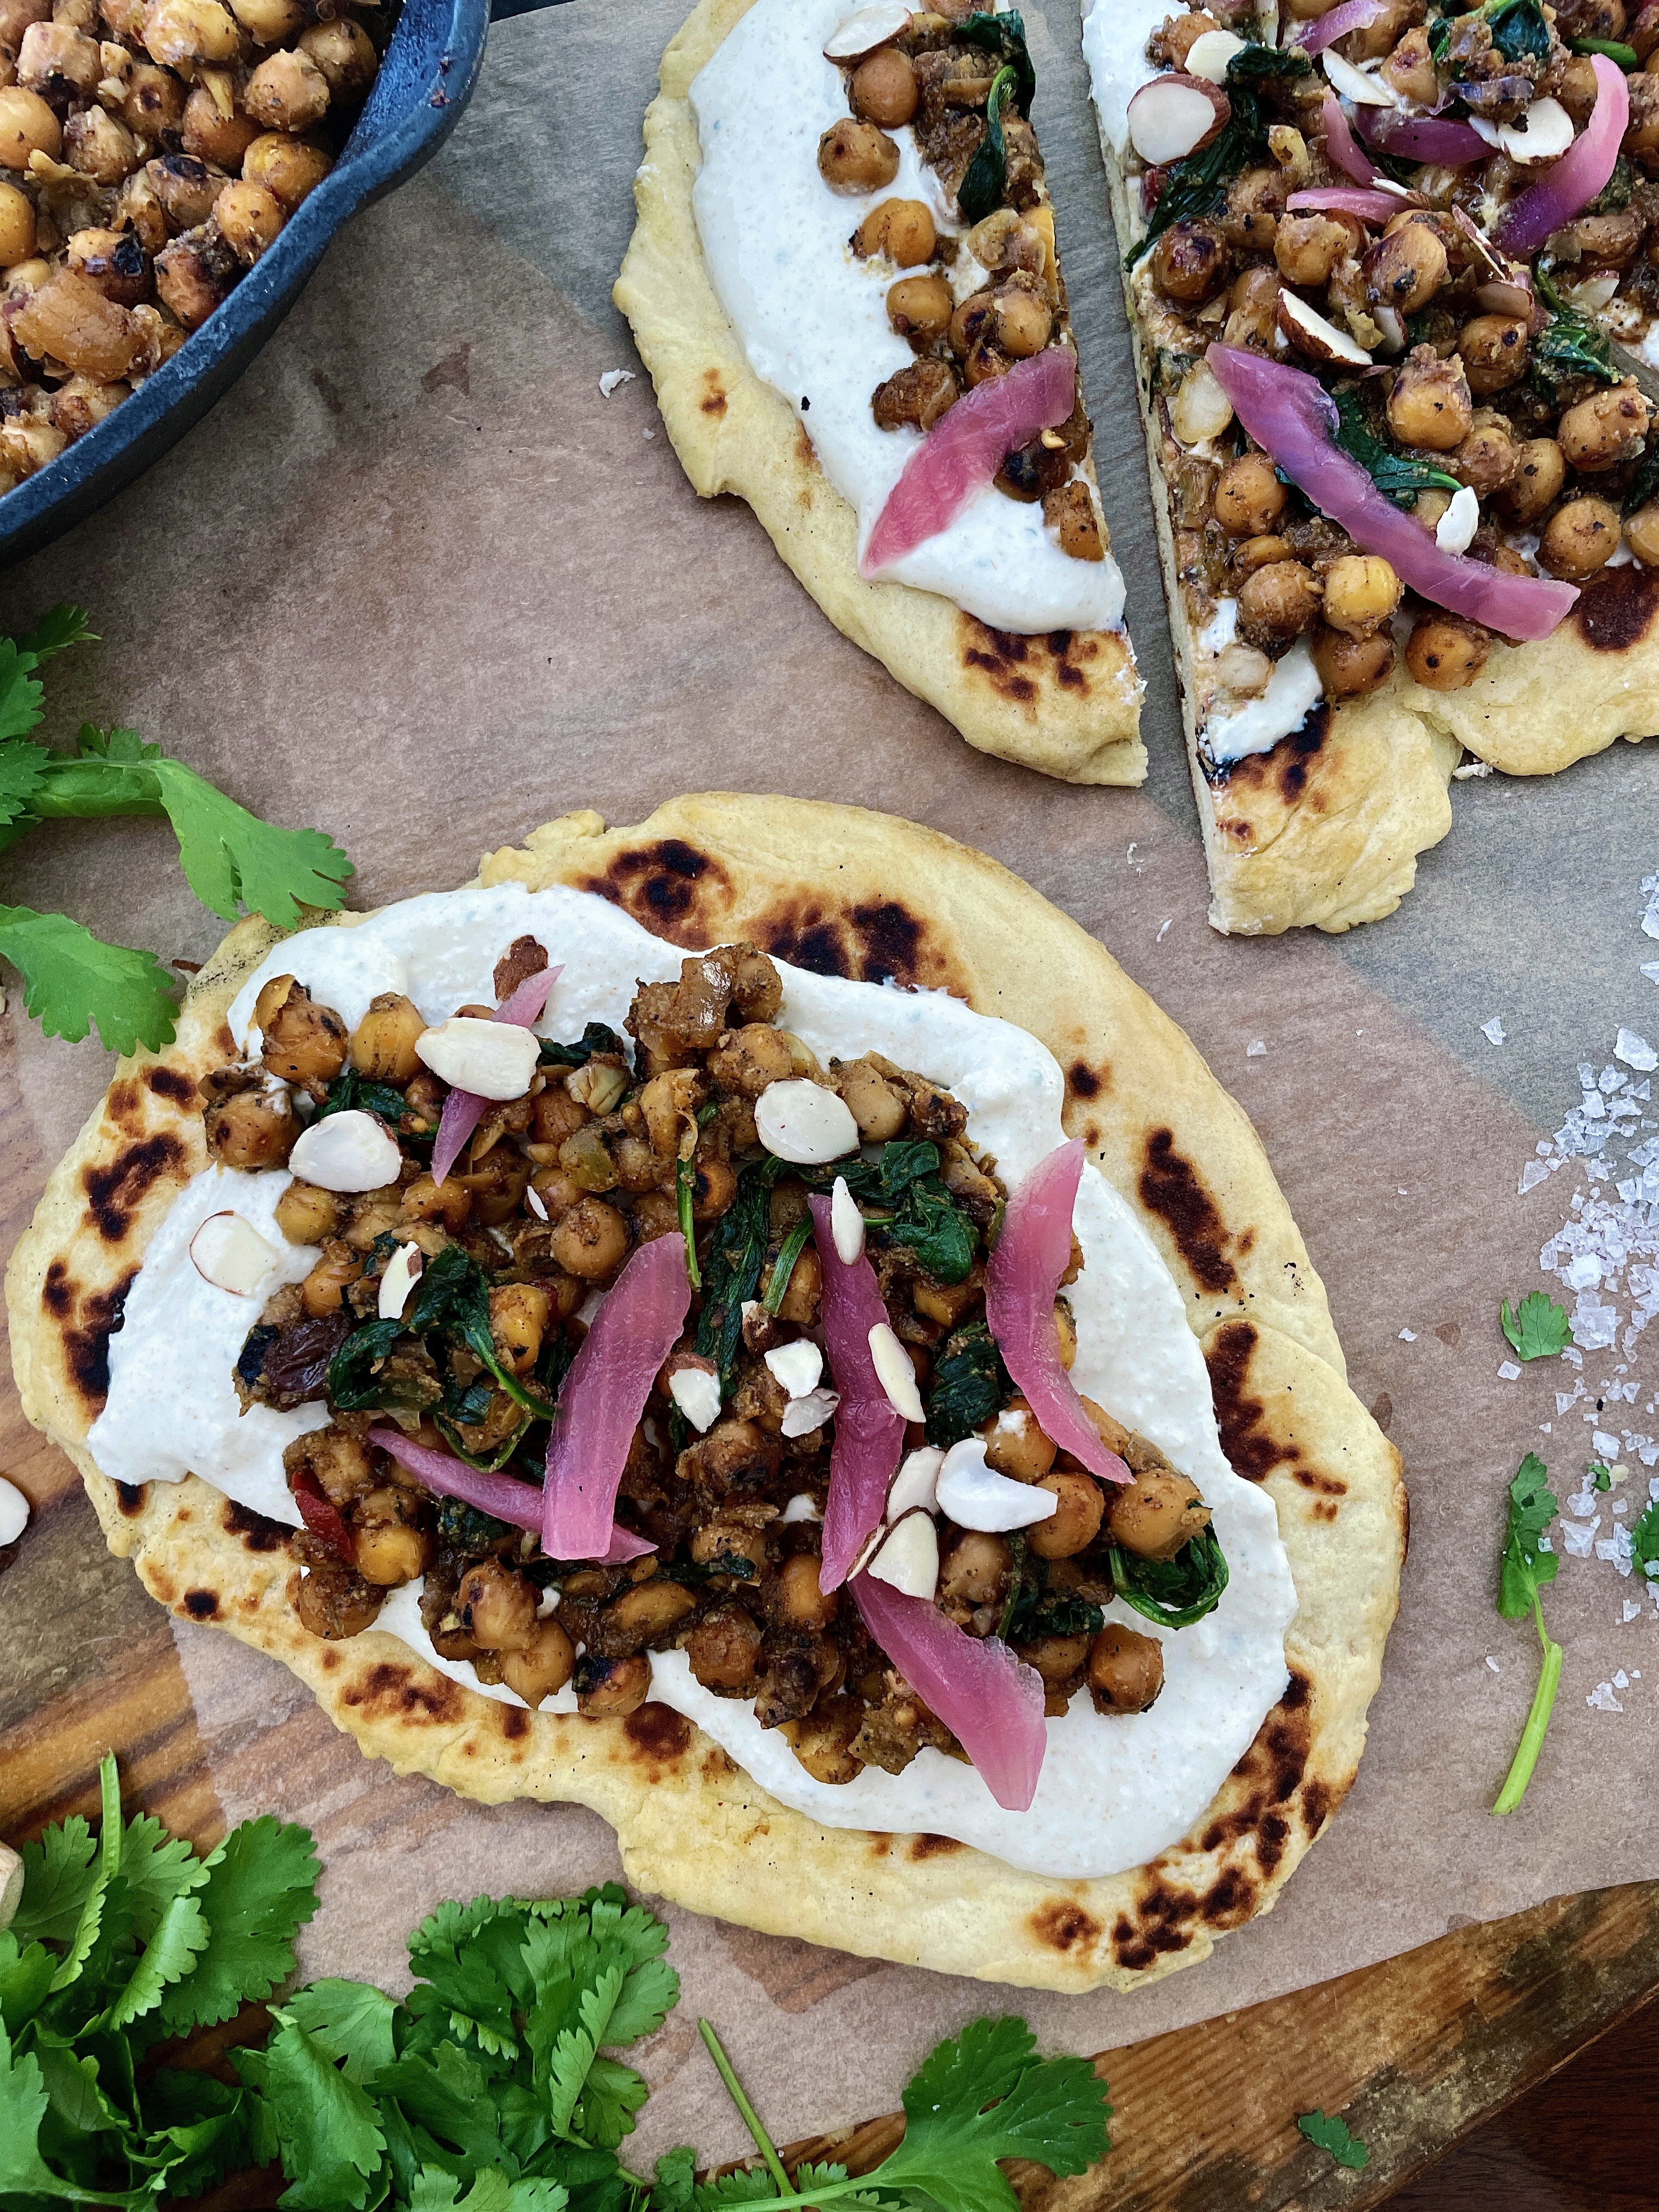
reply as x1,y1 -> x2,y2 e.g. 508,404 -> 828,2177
690,0 -> 1127,638
1081,0 -> 1324,766
90,882 -> 1295,1879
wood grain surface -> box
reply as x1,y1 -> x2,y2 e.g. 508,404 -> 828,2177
4,1030 -> 1657,2209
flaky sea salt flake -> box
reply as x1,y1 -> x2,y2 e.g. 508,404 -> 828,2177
1587,1681 -> 1625,1713
1400,1327 -> 1417,1341
1485,1656 -> 1500,1673
1246,1040 -> 1266,1057
1616,1028 -> 1658,1073
1498,1359 -> 1522,1380
1482,1016 -> 1506,1045
599,368 -> 636,397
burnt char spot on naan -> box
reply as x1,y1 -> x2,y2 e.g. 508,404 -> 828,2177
116,1481 -> 146,1516
1029,1898 -> 1103,1954
700,368 -> 728,418
82,1135 -> 189,1242
1573,563 -> 1659,652
957,618 -> 1108,707
909,1832 -> 964,1860
755,895 -> 960,991
52,1266 -> 138,1412
1139,1129 -> 1238,1296
145,1065 -> 196,1108
623,1701 -> 692,1770
342,1661 -> 465,1725
1066,1059 -> 1107,1102
581,839 -> 735,941
1204,704 -> 1331,810
1206,1319 -> 1302,1483
499,1705 -> 531,1743
222,1498 -> 290,1553
182,1588 -> 220,1620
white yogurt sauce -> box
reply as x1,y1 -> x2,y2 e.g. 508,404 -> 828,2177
690,0 -> 1127,636
1197,602 -> 1325,767
91,883 -> 1295,1880
1081,0 -> 1170,163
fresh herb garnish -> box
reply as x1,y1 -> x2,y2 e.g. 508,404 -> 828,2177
0,610 -> 352,1051
1332,386 -> 1462,509
1500,1289 -> 1575,1361
956,10 -> 1035,111
656,1551 -> 759,1586
1590,1460 -> 1613,1493
1129,46 -> 1311,268
958,63 -> 1019,224
1633,1496 -> 1659,1581
537,1021 -> 628,1070
803,1139 -> 978,1285
679,1101 -> 722,1292
926,1319 -> 1012,1447
1532,259 -> 1619,404
1109,1527 -> 1230,1630
1492,1453 -> 1564,1814
1297,2109 -> 1370,2171
4,1764 -> 1113,2212
1571,33 -> 1638,64
328,1246 -> 558,1426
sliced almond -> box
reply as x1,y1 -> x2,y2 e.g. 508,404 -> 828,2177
288,1109 -> 404,1194
1322,49 -> 1396,105
416,1015 -> 540,1101
1169,358 -> 1235,445
935,1438 -> 1059,1533
1184,27 -> 1246,81
888,1445 -> 944,1519
868,1321 -> 926,1423
377,1240 -> 424,1321
780,1385 -> 840,1438
1469,97 -> 1573,165
1371,302 -> 1407,354
0,1839 -> 22,1931
765,1337 -> 824,1398
1435,483 -> 1480,555
668,1363 -> 722,1434
1277,287 -> 1373,366
780,1491 -> 822,1523
1127,73 -> 1231,166
754,1078 -> 859,1165
0,1472 -> 29,1550
188,1210 -> 279,1296
1475,277 -> 1534,318
830,1173 -> 865,1265
822,1 -> 910,60
866,1509 -> 939,1600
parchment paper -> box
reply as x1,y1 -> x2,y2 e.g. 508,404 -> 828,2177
3,0 -> 1659,2166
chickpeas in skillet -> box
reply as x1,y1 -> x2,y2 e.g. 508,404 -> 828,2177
214,939 -> 1225,1777
0,0 -> 390,492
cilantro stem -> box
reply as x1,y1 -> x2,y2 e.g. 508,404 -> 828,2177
1492,1592 -> 1563,1815
763,1219 -> 812,1316
678,1153 -> 702,1291
698,2019 -> 793,2197
98,1750 -> 121,1878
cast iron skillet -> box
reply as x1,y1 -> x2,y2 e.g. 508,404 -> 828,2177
0,0 -> 490,571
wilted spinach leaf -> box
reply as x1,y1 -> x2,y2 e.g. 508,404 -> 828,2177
926,1321 -> 1011,1447
1109,1527 -> 1229,1628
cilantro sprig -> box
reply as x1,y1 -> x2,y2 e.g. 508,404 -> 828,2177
3,1759 -> 1114,2212
1297,2109 -> 1370,2171
1492,1454 -> 1565,1815
0,608 -> 353,1051
1500,1290 -> 1575,1362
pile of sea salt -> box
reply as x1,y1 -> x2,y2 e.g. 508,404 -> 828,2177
1514,870 -> 1659,1687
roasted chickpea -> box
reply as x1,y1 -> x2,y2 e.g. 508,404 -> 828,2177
834,1056 -> 908,1140
1636,0 -> 1659,55
501,1618 -> 575,1706
1321,552 -> 1400,637
402,1170 -> 470,1232
1019,1630 -> 1091,1689
488,1281 -> 551,1376
255,975 -> 348,1090
1565,205 -> 1645,264
244,43 -> 327,130
50,375 -> 129,441
850,44 -> 916,126
871,356 -> 958,430
817,115 -> 898,193
1541,495 -> 1622,579
1214,451 -> 1285,538
1403,612 -> 1493,690
1088,1624 -> 1165,1714
549,1195 -> 629,1280
574,1651 -> 651,1716
0,178 -> 31,264
1228,532 -> 1289,578
300,1245 -> 362,1318
707,1021 -> 794,1096
1453,411 -> 1517,497
689,1152 -> 738,1222
1238,558 -> 1322,648
351,1491 -> 430,1587
297,14 -> 375,97
0,85 -> 58,166
226,0 -> 298,35
1219,163 -> 1280,255
1104,1465 -> 1211,1562
1459,313 -> 1529,393
1156,10 -> 1222,66
775,1551 -> 836,1629
182,83 -> 258,168
241,131 -> 329,210
1624,500 -> 1659,567
1149,216 -> 1229,304
120,60 -> 185,138
855,194 -> 935,267
1273,210 -> 1353,289
349,991 -> 424,1083
1363,217 -> 1446,315
1496,436 -> 1566,526
457,1560 -> 537,1652
142,0 -> 239,67
771,1240 -> 821,1326
981,1396 -> 1057,1483
295,1558 -> 382,1639
938,1530 -> 1012,1609
1026,1471 -> 1105,1560
1381,21 -> 1437,101
1221,262 -> 1280,349
992,281 -> 1052,358
887,270 -> 953,344
1386,346 -> 1472,451
285,1423 -> 370,1506
1560,380 -> 1651,472
16,18 -> 97,93
64,104 -> 136,184
1311,624 -> 1396,699
1045,480 -> 1104,561
273,1177 -> 342,1244
204,1085 -> 296,1168
604,1578 -> 698,1651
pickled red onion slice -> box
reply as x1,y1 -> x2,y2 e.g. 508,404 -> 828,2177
541,1234 -> 690,1562
1321,94 -> 1379,183
809,1193 -> 905,1590
861,348 -> 1077,574
853,1573 -> 1047,1811
1286,186 -> 1419,222
1294,0 -> 1383,54
1353,107 -> 1488,166
1205,345 -> 1579,641
1493,53 -> 1628,256
369,1427 -> 544,1531
432,962 -> 563,1186
986,1138 -> 1130,1487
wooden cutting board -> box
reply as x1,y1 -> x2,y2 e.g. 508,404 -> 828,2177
5,1058 -> 1658,2208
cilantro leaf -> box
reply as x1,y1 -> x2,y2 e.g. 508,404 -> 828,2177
13,1817 -> 98,1947
878,2018 -> 1110,2212
1591,1462 -> 1613,1493
410,2170 -> 569,2212
118,1809 -> 213,1943
74,721 -> 160,763
1501,1290 -> 1575,1362
0,737 -> 46,829
105,1888 -> 211,2029
0,902 -> 180,1051
20,603 -> 96,663
0,639 -> 44,746
0,1933 -> 57,2037
0,2016 -> 69,2200
1297,2109 -> 1370,2171
285,1977 -> 400,2082
147,757 -> 353,927
156,1816 -> 320,2035
1493,1456 -> 1565,1814
257,2014 -> 387,2212
1632,1497 -> 1659,1581
653,2147 -> 697,2212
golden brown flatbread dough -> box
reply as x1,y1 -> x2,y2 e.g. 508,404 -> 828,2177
7,795 -> 1402,1993
614,0 -> 1146,786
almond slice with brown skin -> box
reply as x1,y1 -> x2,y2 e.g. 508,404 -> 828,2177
1126,73 -> 1230,166
823,2 -> 910,61
1277,287 -> 1373,367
